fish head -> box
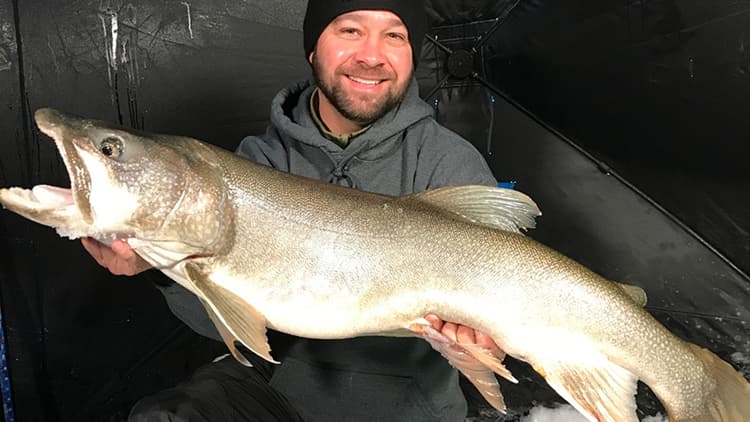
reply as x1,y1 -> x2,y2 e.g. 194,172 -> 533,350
0,108 -> 232,256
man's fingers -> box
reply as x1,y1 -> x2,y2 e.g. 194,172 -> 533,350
81,237 -> 106,265
455,325 -> 476,345
112,259 -> 136,276
424,313 -> 444,331
422,314 -> 500,351
440,321 -> 458,343
129,254 -> 153,275
474,331 -> 497,351
80,237 -> 151,276
110,240 -> 135,258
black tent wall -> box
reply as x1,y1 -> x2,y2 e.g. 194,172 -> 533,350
0,0 -> 748,420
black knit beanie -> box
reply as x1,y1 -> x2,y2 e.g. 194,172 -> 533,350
303,0 -> 428,67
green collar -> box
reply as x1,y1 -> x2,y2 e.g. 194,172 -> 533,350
310,88 -> 371,147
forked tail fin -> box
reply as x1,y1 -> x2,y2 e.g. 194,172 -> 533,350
669,344 -> 750,421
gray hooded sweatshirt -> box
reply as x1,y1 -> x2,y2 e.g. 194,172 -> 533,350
157,79 -> 497,421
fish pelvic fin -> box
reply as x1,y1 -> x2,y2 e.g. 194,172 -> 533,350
404,185 -> 541,234
409,319 -> 513,413
185,263 -> 278,365
666,344 -> 750,422
537,353 -> 639,422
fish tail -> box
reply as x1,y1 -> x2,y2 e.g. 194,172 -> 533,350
672,344 -> 750,421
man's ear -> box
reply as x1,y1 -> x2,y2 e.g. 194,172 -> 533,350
308,51 -> 315,64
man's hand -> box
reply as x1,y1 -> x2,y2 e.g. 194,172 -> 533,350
424,313 -> 498,351
81,237 -> 152,276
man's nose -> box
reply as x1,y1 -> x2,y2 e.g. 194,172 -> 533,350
353,36 -> 385,67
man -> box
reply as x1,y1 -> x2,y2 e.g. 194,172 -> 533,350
83,1 -> 499,420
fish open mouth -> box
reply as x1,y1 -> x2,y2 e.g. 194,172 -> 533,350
0,109 -> 94,237
0,183 -> 88,238
3,185 -> 75,210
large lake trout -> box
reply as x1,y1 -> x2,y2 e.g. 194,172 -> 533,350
2,109 -> 748,421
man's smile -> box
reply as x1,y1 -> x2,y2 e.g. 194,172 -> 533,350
347,75 -> 384,86
343,71 -> 393,91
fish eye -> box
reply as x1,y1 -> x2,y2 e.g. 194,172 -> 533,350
100,137 -> 123,158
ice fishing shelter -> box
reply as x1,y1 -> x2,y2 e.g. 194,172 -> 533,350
0,0 -> 748,420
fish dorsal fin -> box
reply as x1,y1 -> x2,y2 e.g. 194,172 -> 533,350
185,263 -> 278,365
405,186 -> 541,234
536,351 -> 639,422
409,318 -> 515,414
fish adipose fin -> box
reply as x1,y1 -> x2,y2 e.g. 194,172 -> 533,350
185,263 -> 278,365
537,353 -> 639,422
613,282 -> 647,307
405,186 -> 541,234
409,318 -> 515,413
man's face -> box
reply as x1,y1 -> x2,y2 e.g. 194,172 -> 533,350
310,10 -> 414,127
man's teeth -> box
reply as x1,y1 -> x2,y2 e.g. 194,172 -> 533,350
349,76 -> 381,85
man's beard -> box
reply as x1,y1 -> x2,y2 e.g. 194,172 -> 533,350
312,55 -> 412,127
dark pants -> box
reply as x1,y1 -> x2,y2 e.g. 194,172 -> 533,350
128,354 -> 304,422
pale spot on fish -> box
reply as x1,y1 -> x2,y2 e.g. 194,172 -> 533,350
79,149 -> 138,227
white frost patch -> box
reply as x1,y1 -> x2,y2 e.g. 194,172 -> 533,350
519,405 -> 666,422
0,22 -> 14,72
99,9 -> 119,70
731,351 -> 750,378
730,352 -> 749,365
181,1 -> 194,39
642,413 -> 668,422
521,404 -> 588,422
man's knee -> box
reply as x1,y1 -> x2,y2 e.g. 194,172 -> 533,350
127,357 -> 302,422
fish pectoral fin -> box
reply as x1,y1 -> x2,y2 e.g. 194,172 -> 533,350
536,353 -> 639,422
199,298 -> 251,366
409,319 -> 511,413
403,185 -> 540,234
185,263 -> 278,365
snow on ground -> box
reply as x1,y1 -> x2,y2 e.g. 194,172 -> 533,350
467,404 -> 668,422
519,405 -> 588,422
520,405 -> 667,422
642,413 -> 668,422
730,351 -> 750,378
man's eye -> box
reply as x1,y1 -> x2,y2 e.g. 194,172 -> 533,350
341,28 -> 359,35
387,33 -> 407,41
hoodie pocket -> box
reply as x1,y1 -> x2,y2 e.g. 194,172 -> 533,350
269,357 -> 455,422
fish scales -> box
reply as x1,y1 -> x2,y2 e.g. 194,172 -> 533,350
1,108 -> 748,422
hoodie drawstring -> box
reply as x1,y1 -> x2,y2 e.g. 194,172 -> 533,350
329,165 -> 359,189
